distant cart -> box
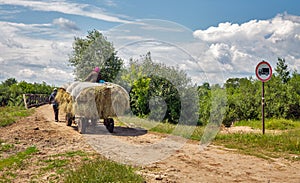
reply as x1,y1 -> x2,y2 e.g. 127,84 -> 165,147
56,82 -> 129,133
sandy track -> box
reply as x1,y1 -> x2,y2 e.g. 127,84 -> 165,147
1,105 -> 300,182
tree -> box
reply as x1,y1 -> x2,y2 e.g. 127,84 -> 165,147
198,82 -> 211,125
68,30 -> 123,82
2,78 -> 17,87
0,79 -> 53,107
123,52 -> 198,124
275,58 -> 290,83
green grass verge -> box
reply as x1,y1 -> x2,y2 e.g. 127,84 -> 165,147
0,106 -> 34,127
64,158 -> 145,183
234,118 -> 300,130
215,129 -> 300,159
0,146 -> 38,171
146,117 -> 300,160
39,150 -> 91,176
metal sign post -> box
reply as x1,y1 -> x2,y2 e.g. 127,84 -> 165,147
255,61 -> 272,134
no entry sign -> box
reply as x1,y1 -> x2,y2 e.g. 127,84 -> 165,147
256,61 -> 272,82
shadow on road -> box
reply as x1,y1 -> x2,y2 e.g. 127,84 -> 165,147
72,124 -> 147,137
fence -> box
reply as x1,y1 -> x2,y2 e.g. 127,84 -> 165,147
23,94 -> 49,109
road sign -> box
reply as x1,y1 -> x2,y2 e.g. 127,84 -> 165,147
255,61 -> 272,82
255,60 -> 272,134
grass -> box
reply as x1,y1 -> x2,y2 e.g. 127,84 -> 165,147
0,142 -> 14,154
138,117 -> 300,160
0,107 -> 145,183
215,129 -> 300,159
64,158 -> 145,183
0,106 -> 34,127
39,150 -> 91,176
0,146 -> 38,171
234,118 -> 300,130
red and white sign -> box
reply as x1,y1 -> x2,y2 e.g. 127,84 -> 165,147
256,61 -> 272,82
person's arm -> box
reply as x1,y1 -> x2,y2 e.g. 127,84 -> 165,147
84,72 -> 94,82
49,94 -> 53,104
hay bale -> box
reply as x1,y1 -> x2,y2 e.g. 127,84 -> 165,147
56,82 -> 129,119
110,84 -> 130,116
55,88 -> 74,115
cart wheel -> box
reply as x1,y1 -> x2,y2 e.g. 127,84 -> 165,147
78,118 -> 87,134
105,118 -> 114,133
66,113 -> 73,126
91,118 -> 97,127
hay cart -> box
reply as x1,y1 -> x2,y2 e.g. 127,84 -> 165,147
57,82 -> 129,134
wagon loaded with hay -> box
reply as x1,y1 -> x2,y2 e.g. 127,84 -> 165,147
55,82 -> 129,133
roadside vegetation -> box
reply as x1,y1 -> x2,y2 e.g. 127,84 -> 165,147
64,158 -> 144,183
147,118 -> 300,161
1,30 -> 300,182
0,106 -> 34,127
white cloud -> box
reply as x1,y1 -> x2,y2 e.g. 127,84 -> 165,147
18,68 -> 36,78
109,15 -> 300,84
193,13 -> 300,83
0,0 -> 130,23
53,17 -> 80,32
1,13 -> 300,86
0,21 -> 75,86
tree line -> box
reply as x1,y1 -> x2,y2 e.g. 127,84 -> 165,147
2,29 -> 299,127
198,58 -> 300,127
69,30 -> 300,126
0,78 -> 53,107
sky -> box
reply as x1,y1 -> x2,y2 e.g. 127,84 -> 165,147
0,0 -> 300,86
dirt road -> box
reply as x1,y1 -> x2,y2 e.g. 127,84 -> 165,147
1,105 -> 300,182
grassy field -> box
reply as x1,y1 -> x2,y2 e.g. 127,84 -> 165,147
145,118 -> 300,160
234,118 -> 300,130
0,106 -> 34,127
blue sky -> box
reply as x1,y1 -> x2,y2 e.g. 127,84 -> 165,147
0,0 -> 300,85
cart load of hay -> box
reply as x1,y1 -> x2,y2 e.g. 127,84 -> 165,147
55,82 -> 129,119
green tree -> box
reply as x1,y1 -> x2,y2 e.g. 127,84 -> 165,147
2,78 -> 17,87
223,77 -> 260,126
198,82 -> 211,125
123,52 -> 197,124
275,58 -> 290,83
0,78 -> 53,107
286,72 -> 300,118
68,30 -> 123,82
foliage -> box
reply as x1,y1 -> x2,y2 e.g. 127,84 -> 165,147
64,158 -> 144,183
198,82 -> 211,125
0,78 -> 53,107
121,52 -> 198,124
68,29 -> 123,82
195,57 -> 300,126
275,57 -> 290,83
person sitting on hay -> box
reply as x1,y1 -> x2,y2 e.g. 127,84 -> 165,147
84,66 -> 102,83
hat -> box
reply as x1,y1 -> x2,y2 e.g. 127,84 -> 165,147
94,67 -> 100,73
53,88 -> 57,91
